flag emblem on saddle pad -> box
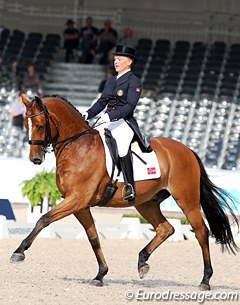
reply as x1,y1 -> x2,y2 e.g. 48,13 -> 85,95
147,167 -> 156,175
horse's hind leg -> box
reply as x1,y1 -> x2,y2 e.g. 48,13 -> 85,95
135,198 -> 175,279
181,204 -> 213,290
74,208 -> 108,286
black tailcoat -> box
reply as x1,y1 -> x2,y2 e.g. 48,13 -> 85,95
87,71 -> 151,152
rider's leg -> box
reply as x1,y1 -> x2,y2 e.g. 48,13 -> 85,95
119,150 -> 135,200
108,119 -> 135,200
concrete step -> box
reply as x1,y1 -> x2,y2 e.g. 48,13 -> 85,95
42,61 -> 104,107
52,62 -> 105,72
42,88 -> 96,97
47,70 -> 104,80
49,64 -> 105,76
43,90 -> 96,106
43,75 -> 101,86
42,82 -> 97,92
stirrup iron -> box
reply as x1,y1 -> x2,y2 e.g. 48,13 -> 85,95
122,183 -> 135,200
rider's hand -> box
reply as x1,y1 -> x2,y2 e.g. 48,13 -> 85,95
98,113 -> 110,125
82,111 -> 88,120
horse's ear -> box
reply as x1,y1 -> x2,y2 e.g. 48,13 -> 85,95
35,96 -> 43,107
20,93 -> 30,107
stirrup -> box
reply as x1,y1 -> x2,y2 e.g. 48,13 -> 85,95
122,183 -> 135,201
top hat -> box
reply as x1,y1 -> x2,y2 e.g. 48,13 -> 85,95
112,45 -> 137,62
66,19 -> 75,25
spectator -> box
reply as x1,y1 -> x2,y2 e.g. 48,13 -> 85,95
79,16 -> 98,63
63,19 -> 80,62
98,19 -> 118,65
11,92 -> 26,131
22,63 -> 40,94
108,27 -> 137,65
120,28 -> 136,47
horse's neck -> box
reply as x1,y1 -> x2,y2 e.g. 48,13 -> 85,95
59,120 -> 87,138
55,125 -> 104,167
50,103 -> 87,140
46,98 -> 106,160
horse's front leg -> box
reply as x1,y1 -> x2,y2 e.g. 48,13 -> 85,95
10,197 -> 79,262
74,208 -> 108,286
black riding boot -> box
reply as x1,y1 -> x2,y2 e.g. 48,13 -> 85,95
119,152 -> 135,201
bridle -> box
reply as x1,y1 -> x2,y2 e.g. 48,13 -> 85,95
26,99 -> 94,153
26,100 -> 60,152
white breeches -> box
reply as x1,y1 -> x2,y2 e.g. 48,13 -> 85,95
106,119 -> 134,157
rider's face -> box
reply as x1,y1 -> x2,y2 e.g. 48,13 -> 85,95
114,56 -> 133,74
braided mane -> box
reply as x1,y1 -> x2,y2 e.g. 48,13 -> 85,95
42,94 -> 83,117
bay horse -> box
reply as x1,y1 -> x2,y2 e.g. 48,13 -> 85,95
10,94 -> 239,290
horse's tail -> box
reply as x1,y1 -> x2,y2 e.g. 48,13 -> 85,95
192,150 -> 239,254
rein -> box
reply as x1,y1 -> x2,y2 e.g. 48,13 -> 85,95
52,118 -> 103,151
52,127 -> 94,151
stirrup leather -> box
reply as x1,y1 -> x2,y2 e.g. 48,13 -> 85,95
122,183 -> 135,200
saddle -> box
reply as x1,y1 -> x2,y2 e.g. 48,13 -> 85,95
96,129 -> 160,207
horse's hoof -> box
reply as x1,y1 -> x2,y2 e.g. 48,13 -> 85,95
90,279 -> 104,287
138,263 -> 150,279
10,253 -> 25,263
199,283 -> 210,291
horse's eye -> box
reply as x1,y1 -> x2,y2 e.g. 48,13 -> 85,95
36,124 -> 44,131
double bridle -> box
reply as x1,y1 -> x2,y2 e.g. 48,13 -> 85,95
26,101 -> 93,153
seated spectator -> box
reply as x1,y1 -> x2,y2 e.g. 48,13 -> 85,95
79,16 -> 98,64
11,92 -> 26,131
63,19 -> 80,62
22,63 -> 40,94
108,27 -> 137,65
97,19 -> 118,65
120,27 -> 137,47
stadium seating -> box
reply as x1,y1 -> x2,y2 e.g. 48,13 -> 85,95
131,37 -> 240,170
1,30 -> 240,171
0,28 -> 60,158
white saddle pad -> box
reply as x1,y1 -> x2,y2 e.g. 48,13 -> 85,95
98,127 -> 161,182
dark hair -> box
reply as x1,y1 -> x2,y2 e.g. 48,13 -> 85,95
27,62 -> 35,68
66,19 -> 75,25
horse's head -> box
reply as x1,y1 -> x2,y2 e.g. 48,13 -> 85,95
22,94 -> 59,165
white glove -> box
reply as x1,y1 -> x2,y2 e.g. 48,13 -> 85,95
98,113 -> 110,125
82,111 -> 88,120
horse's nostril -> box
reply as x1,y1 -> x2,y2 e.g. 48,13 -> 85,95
32,158 -> 42,165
